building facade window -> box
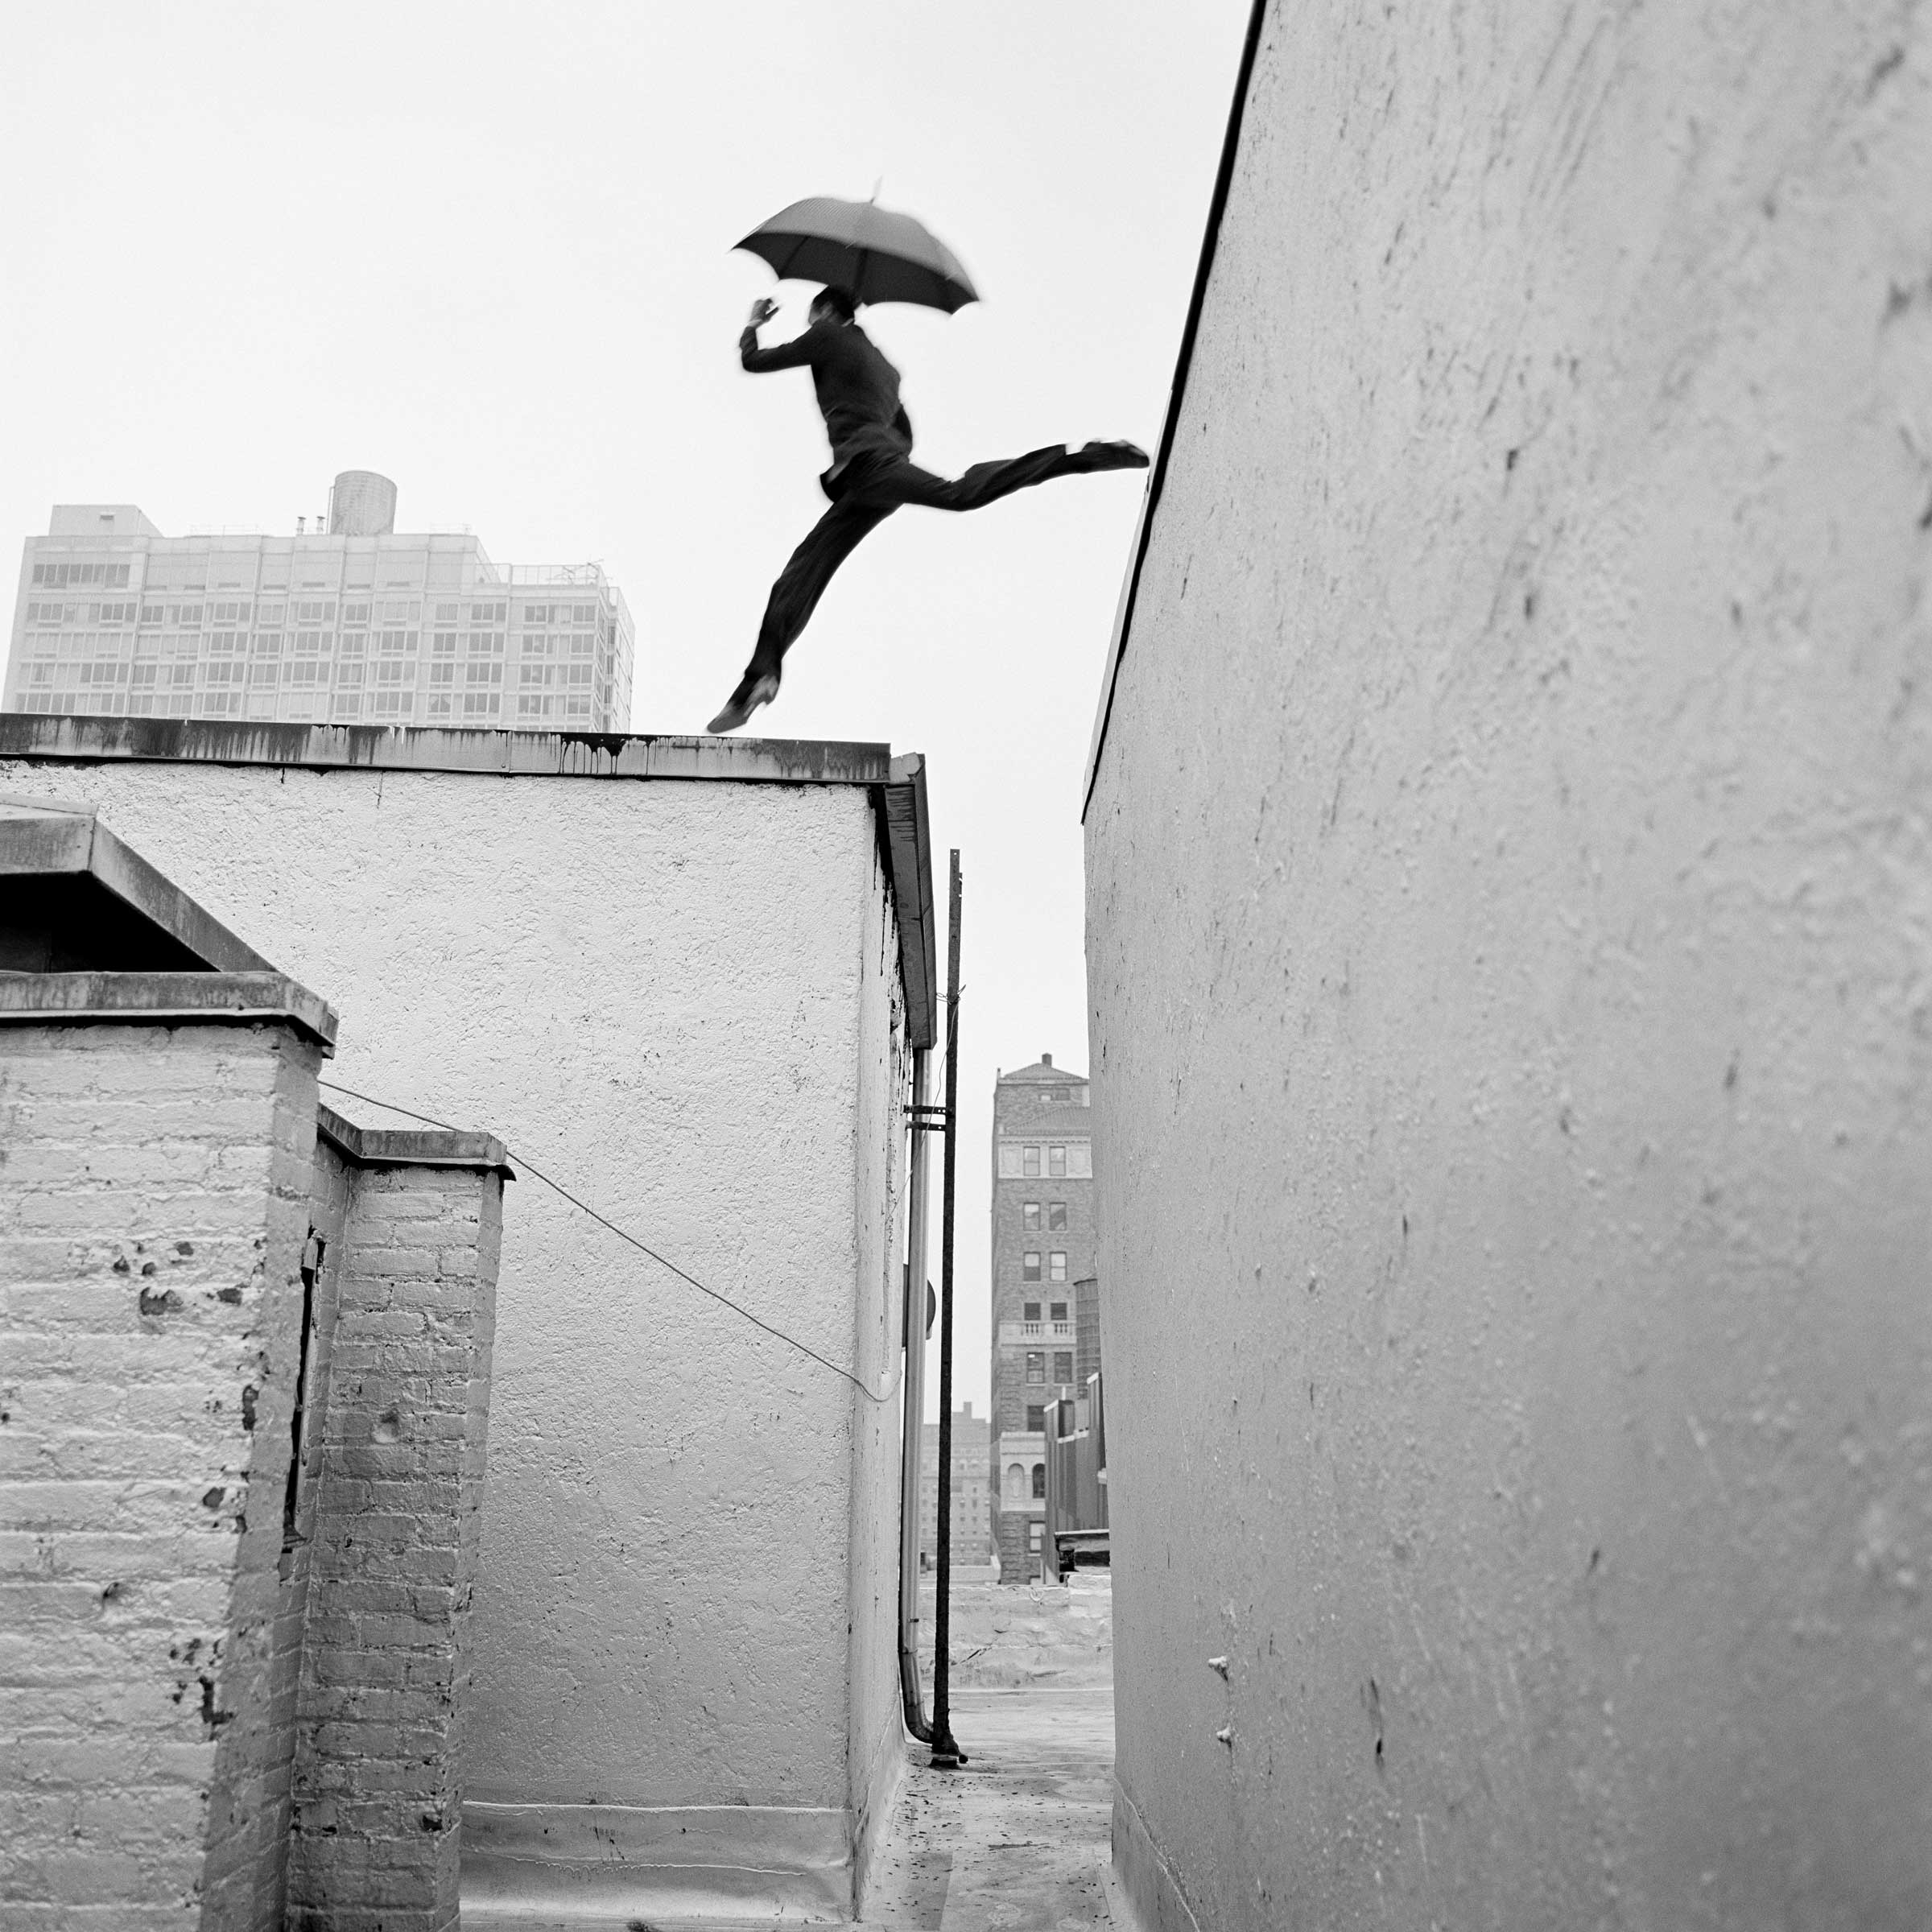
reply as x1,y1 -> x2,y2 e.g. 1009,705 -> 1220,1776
1049,1252 -> 1067,1282
1025,1352 -> 1045,1384
1022,1202 -> 1041,1229
1048,1145 -> 1067,1179
1048,1202 -> 1067,1230
1030,1464 -> 1046,1499
1026,1404 -> 1046,1432
1053,1351 -> 1074,1383
1049,1302 -> 1067,1323
1023,1146 -> 1041,1179
1022,1302 -> 1041,1322
1022,1252 -> 1041,1282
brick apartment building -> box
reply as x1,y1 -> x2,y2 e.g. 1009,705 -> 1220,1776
986,1055 -> 1096,1581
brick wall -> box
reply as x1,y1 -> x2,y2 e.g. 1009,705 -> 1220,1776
286,1158 -> 504,1932
0,1018 -> 322,1932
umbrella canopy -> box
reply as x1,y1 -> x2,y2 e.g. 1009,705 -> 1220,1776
734,196 -> 980,314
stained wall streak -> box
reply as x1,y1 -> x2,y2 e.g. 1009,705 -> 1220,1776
1086,4 -> 1932,1928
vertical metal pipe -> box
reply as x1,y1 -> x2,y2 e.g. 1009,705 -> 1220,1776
897,1047 -> 933,1740
930,852 -> 966,1768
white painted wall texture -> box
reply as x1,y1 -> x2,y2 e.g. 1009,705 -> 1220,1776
1086,6 -> 1932,1929
0,754 -> 914,1917
1,1018 -> 320,1932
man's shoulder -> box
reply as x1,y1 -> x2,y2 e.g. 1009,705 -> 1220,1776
840,324 -> 895,370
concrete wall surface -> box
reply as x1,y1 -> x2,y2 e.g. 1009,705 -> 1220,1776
0,751 -> 914,1918
1087,6 -> 1932,1929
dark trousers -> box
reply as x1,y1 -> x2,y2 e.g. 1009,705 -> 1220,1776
746,444 -> 1121,679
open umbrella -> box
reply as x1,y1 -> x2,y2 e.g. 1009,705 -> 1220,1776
734,196 -> 980,314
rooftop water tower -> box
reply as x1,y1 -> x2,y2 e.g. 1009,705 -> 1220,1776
327,469 -> 398,537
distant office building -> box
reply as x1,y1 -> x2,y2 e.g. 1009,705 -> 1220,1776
4,472 -> 636,732
919,1402 -> 991,1567
987,1054 -> 1096,1581
1073,1274 -> 1103,1389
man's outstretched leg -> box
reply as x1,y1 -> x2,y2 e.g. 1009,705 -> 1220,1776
887,440 -> 1149,513
708,439 -> 1146,732
708,495 -> 894,733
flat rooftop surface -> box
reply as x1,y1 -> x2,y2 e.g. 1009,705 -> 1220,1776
472,1684 -> 1118,1931
859,1686 -> 1117,1930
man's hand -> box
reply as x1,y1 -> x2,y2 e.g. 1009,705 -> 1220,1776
747,297 -> 779,328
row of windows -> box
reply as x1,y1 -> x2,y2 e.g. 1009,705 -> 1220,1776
1022,1251 -> 1069,1282
30,561 -> 130,588
997,1142 -> 1092,1180
12,685 -> 607,724
1021,1202 -> 1069,1231
1023,1350 -> 1075,1384
327,691 -> 588,720
25,588 -> 608,628
431,630 -> 606,658
18,662 -> 609,700
28,599 -> 335,629
23,631 -> 616,674
1022,1301 -> 1068,1324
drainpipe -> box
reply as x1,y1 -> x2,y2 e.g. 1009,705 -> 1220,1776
929,852 -> 965,1768
897,1046 -> 935,1742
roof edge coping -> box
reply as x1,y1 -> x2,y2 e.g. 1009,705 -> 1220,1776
0,969 -> 338,1051
316,1101 -> 514,1179
0,715 -> 893,786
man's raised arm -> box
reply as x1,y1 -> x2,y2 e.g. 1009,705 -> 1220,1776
740,297 -> 816,373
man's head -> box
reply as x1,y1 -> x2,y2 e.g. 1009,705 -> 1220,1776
810,285 -> 859,326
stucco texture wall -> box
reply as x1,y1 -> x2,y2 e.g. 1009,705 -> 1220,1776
0,760 -> 910,1870
1086,6 -> 1932,1929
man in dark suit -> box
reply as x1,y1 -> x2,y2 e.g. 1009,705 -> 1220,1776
708,285 -> 1148,733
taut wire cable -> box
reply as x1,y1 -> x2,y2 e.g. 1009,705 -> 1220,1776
318,1078 -> 895,1403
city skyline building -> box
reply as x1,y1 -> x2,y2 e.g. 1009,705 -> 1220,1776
987,1052 -> 1096,1581
3,473 -> 635,733
919,1402 -> 991,1569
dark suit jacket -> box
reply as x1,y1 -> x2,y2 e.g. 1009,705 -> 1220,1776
741,316 -> 915,477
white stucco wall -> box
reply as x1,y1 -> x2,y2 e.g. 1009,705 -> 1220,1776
0,750 -> 914,1913
1087,6 -> 1932,1929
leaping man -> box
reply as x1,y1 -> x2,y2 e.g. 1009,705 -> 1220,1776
707,285 -> 1148,733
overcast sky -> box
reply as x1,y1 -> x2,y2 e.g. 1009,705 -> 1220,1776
0,1 -> 1249,1419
